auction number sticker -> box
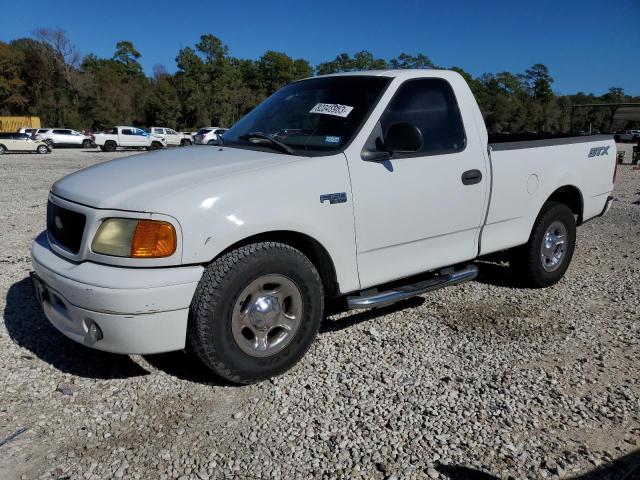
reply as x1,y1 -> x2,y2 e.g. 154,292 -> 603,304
309,103 -> 354,118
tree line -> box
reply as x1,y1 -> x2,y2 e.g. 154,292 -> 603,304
0,29 -> 637,133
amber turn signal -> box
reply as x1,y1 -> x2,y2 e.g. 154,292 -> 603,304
130,220 -> 176,258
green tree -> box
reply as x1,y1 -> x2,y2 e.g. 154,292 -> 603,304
389,53 -> 434,69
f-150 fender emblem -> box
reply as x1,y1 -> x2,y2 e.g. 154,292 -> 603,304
320,192 -> 347,204
588,146 -> 610,157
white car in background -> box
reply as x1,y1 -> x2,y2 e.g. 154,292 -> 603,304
36,128 -> 94,148
148,127 -> 192,146
193,127 -> 227,145
0,132 -> 50,154
613,130 -> 640,142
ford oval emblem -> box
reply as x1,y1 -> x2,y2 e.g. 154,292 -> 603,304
54,215 -> 63,230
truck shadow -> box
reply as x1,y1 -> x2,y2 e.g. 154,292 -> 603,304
3,277 -> 149,379
320,296 -> 425,333
435,448 -> 640,479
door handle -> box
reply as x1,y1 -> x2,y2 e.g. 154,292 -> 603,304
461,169 -> 482,185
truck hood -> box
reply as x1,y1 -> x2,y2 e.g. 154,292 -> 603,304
52,147 -> 297,211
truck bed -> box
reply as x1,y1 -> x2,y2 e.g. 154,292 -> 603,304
480,134 -> 615,256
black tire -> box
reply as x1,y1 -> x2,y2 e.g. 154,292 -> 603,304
44,139 -> 54,148
148,141 -> 161,151
207,139 -> 216,145
104,141 -> 117,152
0,144 -> 5,155
37,145 -> 49,154
188,242 -> 324,384
510,201 -> 576,288
181,139 -> 192,146
82,139 -> 93,148
614,135 -> 620,142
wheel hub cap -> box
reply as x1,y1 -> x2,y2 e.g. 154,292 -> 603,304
231,274 -> 303,358
540,221 -> 568,272
248,295 -> 281,331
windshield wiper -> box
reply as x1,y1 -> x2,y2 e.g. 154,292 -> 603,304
238,132 -> 296,155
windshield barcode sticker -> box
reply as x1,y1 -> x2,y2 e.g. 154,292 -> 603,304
309,103 -> 354,118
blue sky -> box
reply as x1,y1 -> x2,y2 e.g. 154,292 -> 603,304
2,0 -> 639,95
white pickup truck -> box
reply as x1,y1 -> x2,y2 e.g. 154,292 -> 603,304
31,70 -> 616,384
148,127 -> 193,146
92,126 -> 166,152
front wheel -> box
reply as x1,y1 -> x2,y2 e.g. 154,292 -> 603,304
181,139 -> 192,146
510,201 -> 576,288
148,141 -> 161,151
187,242 -> 324,384
82,139 -> 93,148
37,145 -> 49,154
0,144 -> 6,155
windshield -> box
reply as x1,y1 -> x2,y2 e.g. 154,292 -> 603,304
223,76 -> 390,155
197,128 -> 212,135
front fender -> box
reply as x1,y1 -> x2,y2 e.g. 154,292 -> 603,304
163,153 -> 361,294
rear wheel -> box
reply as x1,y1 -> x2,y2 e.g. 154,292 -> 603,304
148,141 -> 161,151
207,139 -> 216,145
82,139 -> 93,148
188,242 -> 324,384
511,201 -> 576,288
104,141 -> 117,152
181,139 -> 192,146
0,144 -> 5,155
37,144 -> 49,154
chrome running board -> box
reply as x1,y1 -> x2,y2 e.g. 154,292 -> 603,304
347,265 -> 478,310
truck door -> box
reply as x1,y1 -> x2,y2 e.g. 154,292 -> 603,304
165,128 -> 180,145
346,77 -> 488,288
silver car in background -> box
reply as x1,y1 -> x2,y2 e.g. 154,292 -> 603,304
193,127 -> 227,145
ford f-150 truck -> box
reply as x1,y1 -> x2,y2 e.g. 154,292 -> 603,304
31,70 -> 616,384
92,126 -> 166,152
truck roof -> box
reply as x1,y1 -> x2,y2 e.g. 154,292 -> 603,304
312,69 -> 456,79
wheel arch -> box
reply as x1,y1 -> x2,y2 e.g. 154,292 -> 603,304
210,230 -> 340,297
544,185 -> 584,225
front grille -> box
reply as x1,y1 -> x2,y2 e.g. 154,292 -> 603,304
47,201 -> 86,254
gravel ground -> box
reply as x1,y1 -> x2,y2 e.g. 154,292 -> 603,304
1,144 -> 639,480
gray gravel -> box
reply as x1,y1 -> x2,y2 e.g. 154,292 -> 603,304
1,144 -> 639,479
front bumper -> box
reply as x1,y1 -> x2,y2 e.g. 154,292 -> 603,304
30,232 -> 204,354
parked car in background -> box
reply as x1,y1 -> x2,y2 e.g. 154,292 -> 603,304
92,126 -> 166,152
0,133 -> 50,154
193,127 -> 227,145
614,130 -> 640,142
36,128 -> 94,148
148,127 -> 192,146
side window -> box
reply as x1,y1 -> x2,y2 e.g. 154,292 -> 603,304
134,129 -> 147,136
380,78 -> 466,155
53,129 -> 71,134
167,129 -> 176,135
121,129 -> 134,135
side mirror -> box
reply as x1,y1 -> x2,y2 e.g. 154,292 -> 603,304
384,122 -> 423,153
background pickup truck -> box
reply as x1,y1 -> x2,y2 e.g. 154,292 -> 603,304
31,70 -> 616,384
92,126 -> 166,152
148,127 -> 193,146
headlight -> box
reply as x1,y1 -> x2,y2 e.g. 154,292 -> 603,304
91,218 -> 176,258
